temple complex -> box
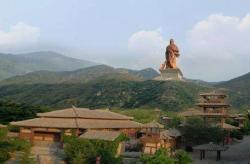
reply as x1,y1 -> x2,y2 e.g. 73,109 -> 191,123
11,107 -> 143,145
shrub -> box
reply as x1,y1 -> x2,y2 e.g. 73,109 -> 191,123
7,125 -> 20,132
140,148 -> 175,164
231,130 -> 244,140
168,116 -> 182,128
240,119 -> 250,135
64,138 -> 95,163
95,149 -> 122,164
9,138 -> 31,152
64,137 -> 123,164
0,150 -> 10,163
0,128 -> 8,140
174,150 -> 192,164
181,117 -> 226,145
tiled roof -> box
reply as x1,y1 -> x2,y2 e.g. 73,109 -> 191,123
179,109 -> 203,117
200,92 -> 227,97
144,120 -> 164,128
80,130 -> 121,141
197,103 -> 230,108
193,142 -> 228,151
37,107 -> 133,120
161,128 -> 181,138
11,117 -> 143,129
0,124 -> 6,128
221,123 -> 240,130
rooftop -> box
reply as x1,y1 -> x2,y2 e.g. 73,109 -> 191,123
200,92 -> 227,97
221,122 -> 240,130
179,109 -> 228,117
0,124 -> 6,128
160,128 -> 181,138
11,117 -> 143,129
144,120 -> 164,129
79,130 -> 121,141
193,143 -> 228,151
197,103 -> 230,108
11,107 -> 143,129
179,109 -> 202,117
37,106 -> 133,120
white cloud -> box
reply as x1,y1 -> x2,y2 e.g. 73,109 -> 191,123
127,14 -> 250,81
128,28 -> 168,69
183,14 -> 250,81
0,22 -> 40,51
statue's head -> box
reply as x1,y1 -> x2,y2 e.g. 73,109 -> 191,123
170,39 -> 174,44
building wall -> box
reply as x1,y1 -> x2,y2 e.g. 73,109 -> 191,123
142,138 -> 176,155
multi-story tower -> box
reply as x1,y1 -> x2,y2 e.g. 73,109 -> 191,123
197,92 -> 230,126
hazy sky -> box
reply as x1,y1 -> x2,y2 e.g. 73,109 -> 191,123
0,0 -> 250,81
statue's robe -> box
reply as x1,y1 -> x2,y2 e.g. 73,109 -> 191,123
165,43 -> 179,69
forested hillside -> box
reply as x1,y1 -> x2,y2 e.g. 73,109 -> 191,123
0,51 -> 96,80
216,72 -> 250,109
0,80 -> 210,111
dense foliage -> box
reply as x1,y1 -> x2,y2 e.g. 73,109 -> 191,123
140,148 -> 192,164
0,101 -> 51,124
181,117 -> 226,146
217,72 -> 250,110
0,128 -> 33,163
174,150 -> 193,164
63,135 -> 126,164
0,80 -> 209,111
140,148 -> 175,164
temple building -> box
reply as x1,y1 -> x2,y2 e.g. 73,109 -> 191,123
181,92 -> 238,129
11,107 -> 143,145
140,121 -> 180,154
180,91 -> 240,144
197,92 -> 230,126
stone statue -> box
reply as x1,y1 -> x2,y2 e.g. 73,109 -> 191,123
156,39 -> 183,81
160,39 -> 180,70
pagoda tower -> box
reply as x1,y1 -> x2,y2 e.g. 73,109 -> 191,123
197,92 -> 230,126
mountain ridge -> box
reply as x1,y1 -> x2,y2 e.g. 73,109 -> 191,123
0,51 -> 97,80
0,65 -> 159,85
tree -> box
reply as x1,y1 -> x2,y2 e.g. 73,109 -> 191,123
64,137 -> 123,164
181,117 -> 226,145
140,148 -> 175,164
64,138 -> 95,163
0,128 -> 33,163
174,150 -> 192,164
0,101 -> 51,124
168,116 -> 182,128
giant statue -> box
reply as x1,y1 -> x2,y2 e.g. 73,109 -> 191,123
160,39 -> 180,70
157,38 -> 183,81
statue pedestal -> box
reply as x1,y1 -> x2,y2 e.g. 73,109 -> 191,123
154,68 -> 183,81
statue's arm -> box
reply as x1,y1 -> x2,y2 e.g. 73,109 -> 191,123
175,45 -> 179,53
175,45 -> 180,57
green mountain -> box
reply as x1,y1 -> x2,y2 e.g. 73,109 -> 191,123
0,80 -> 210,111
216,72 -> 250,109
0,51 -> 96,80
0,65 -> 159,85
0,64 -> 207,111
116,68 -> 159,80
216,72 -> 250,93
0,64 -> 248,111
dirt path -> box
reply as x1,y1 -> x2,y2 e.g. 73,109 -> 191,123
191,136 -> 250,164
